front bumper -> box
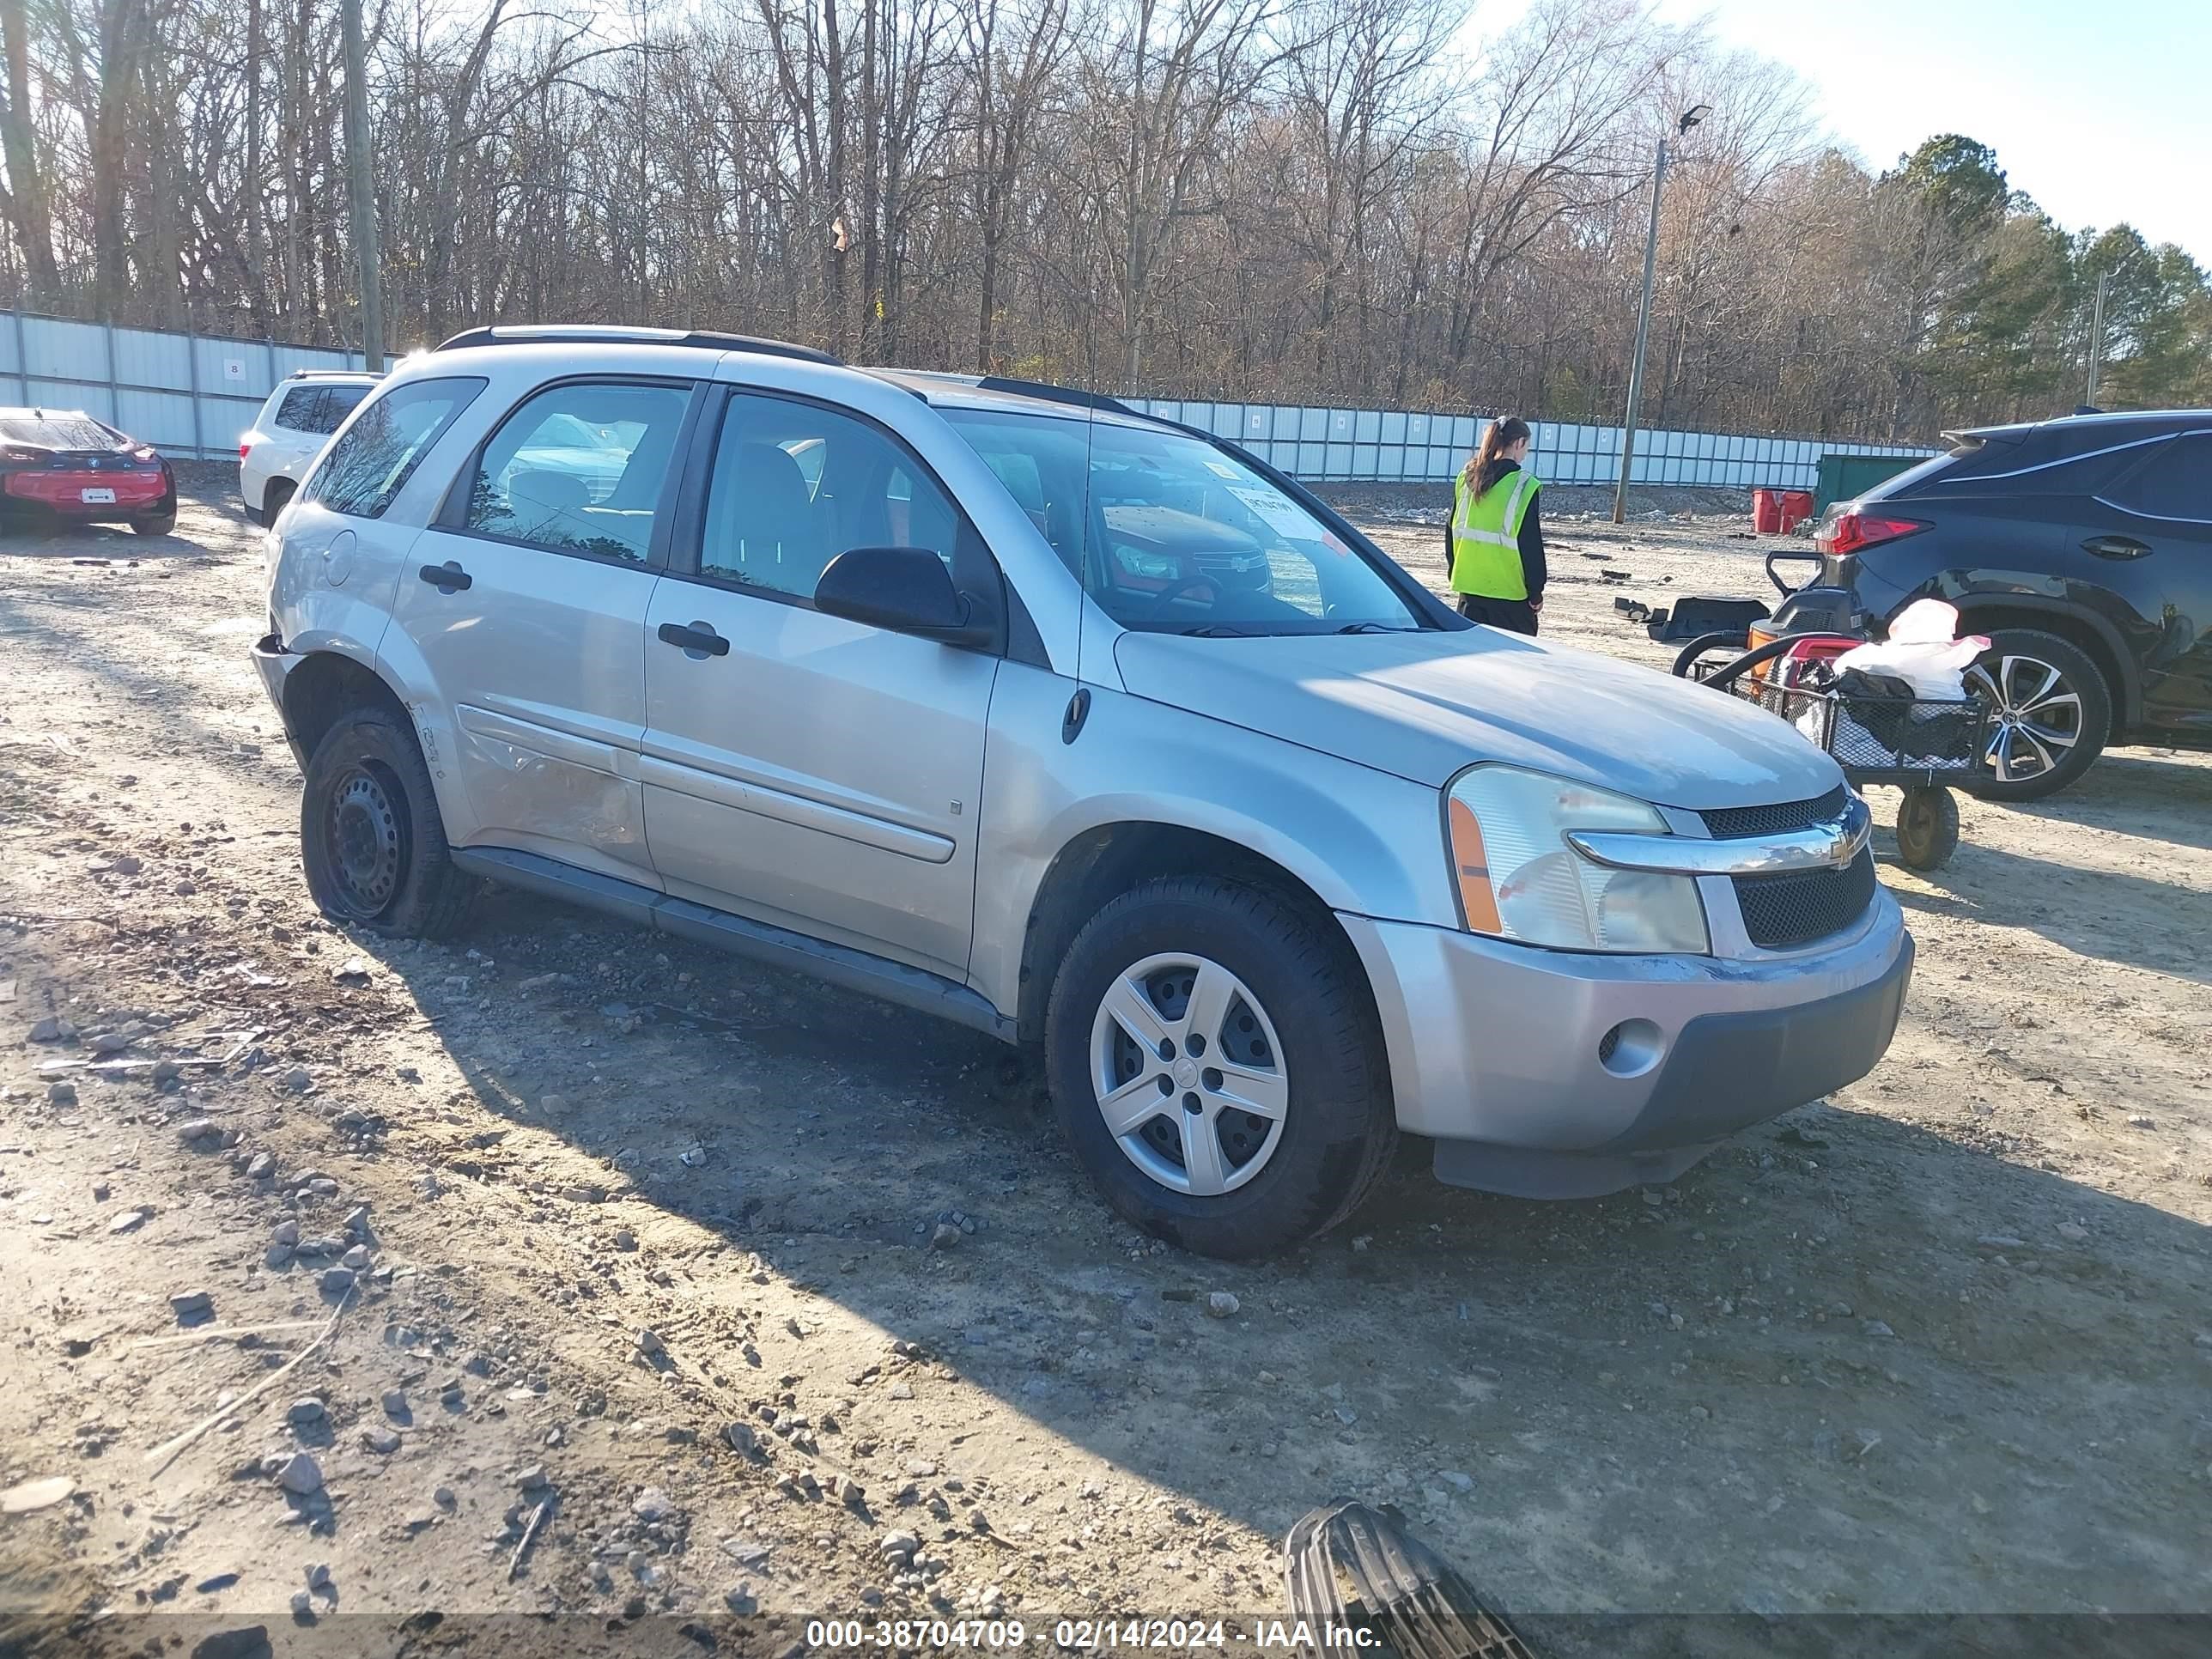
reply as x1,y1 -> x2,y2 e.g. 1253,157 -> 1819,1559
1340,892 -> 1912,1198
250,633 -> 309,769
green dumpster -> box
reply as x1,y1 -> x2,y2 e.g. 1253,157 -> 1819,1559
1814,453 -> 1924,514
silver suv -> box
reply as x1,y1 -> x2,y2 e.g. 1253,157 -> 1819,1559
252,326 -> 1913,1257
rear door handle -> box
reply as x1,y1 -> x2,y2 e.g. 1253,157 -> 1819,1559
2082,535 -> 2152,560
657,621 -> 730,658
417,560 -> 473,592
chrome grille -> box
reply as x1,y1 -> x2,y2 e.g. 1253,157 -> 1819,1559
1732,849 -> 1876,950
1698,786 -> 1846,841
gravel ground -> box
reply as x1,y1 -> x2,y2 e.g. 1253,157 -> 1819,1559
2,475 -> 2209,1656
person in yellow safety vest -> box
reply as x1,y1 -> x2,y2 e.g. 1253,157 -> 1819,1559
1446,416 -> 1547,635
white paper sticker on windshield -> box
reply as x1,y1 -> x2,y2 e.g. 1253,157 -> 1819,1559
1226,483 -> 1317,541
1203,459 -> 1240,479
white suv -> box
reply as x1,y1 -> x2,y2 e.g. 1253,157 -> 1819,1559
240,370 -> 380,525
251,325 -> 1911,1257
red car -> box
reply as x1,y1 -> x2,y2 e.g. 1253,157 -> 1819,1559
1,408 -> 178,538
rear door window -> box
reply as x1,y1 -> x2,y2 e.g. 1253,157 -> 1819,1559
2107,434 -> 2212,520
301,377 -> 486,520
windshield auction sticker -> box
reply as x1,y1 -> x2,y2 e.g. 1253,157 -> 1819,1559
1224,483 -> 1319,542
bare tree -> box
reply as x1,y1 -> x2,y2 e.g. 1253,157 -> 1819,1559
0,0 -> 2197,433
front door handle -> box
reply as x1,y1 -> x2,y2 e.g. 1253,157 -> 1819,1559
417,560 -> 473,592
2082,534 -> 2152,560
657,621 -> 730,659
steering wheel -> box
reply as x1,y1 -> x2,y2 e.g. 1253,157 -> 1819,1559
1139,574 -> 1221,616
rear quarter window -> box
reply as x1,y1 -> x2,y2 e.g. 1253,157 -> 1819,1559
274,386 -> 370,436
2106,434 -> 2212,520
301,377 -> 486,520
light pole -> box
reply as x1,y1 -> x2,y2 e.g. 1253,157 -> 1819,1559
1612,104 -> 1709,526
2084,270 -> 2110,407
341,0 -> 384,371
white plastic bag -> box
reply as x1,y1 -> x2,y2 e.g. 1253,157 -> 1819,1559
1831,599 -> 1989,702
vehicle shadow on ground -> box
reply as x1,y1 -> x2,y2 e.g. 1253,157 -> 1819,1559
350,884 -> 2212,1629
2005,749 -> 2212,854
0,588 -> 285,766
0,527 -> 209,561
1894,835 -> 2211,986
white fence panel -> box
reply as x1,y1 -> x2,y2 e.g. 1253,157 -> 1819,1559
2,309 -> 368,459
2,309 -> 1929,477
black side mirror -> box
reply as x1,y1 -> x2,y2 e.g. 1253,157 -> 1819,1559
814,545 -> 993,647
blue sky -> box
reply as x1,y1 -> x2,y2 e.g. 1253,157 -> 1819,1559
1480,0 -> 2211,265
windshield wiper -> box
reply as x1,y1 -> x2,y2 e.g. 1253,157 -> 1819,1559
1335,621 -> 1415,634
1176,623 -> 1258,637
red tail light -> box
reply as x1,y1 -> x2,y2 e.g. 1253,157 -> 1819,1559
1815,509 -> 1925,557
240,442 -> 252,459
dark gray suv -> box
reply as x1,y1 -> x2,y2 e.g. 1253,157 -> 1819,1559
1814,408 -> 2212,800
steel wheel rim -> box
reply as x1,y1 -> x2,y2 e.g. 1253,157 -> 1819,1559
325,763 -> 406,918
1966,653 -> 2083,782
1090,951 -> 1288,1198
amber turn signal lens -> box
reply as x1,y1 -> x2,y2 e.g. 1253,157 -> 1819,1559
1448,797 -> 1502,934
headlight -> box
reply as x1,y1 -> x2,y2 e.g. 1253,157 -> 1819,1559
1446,765 -> 1708,953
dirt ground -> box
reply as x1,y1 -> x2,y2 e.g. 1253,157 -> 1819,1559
3,472 -> 2209,1656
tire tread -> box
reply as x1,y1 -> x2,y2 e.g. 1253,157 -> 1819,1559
301,706 -> 477,939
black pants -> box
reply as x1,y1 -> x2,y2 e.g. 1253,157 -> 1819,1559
1456,592 -> 1539,635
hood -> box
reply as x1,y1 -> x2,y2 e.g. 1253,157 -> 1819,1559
1112,627 -> 1844,811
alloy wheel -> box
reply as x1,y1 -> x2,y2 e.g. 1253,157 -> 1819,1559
1090,951 -> 1288,1197
1966,653 -> 2083,785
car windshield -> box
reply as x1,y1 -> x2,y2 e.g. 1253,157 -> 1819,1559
942,407 -> 1425,635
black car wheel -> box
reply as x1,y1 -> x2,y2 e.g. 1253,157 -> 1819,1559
131,507 -> 177,538
299,707 -> 477,938
1960,629 -> 2110,802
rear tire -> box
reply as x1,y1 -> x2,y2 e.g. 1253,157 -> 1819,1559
260,478 -> 295,528
1960,629 -> 2110,802
131,507 -> 177,538
1043,877 -> 1395,1259
299,706 -> 477,939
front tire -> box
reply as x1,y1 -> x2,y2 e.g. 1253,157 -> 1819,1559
299,706 -> 477,939
1044,877 -> 1395,1259
1961,629 -> 2110,801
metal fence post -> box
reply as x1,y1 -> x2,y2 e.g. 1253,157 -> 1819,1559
103,320 -> 120,424
185,323 -> 206,460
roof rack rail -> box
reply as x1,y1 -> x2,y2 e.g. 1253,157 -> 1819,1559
432,325 -> 841,367
969,374 -> 1142,417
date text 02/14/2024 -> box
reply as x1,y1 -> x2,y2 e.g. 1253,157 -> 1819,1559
802,1620 -> 1381,1650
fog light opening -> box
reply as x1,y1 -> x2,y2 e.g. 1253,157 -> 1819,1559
1598,1018 -> 1664,1079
